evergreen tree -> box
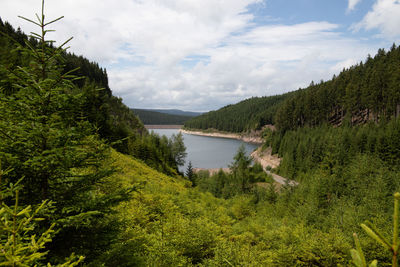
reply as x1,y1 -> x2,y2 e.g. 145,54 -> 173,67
0,1 -> 130,262
186,161 -> 195,186
229,145 -> 253,193
0,161 -> 84,266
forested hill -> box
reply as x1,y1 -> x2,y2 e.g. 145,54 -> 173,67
185,44 -> 400,133
0,17 -> 188,176
275,45 -> 400,131
132,108 -> 196,125
184,94 -> 290,132
0,17 -> 145,147
1,12 -> 191,265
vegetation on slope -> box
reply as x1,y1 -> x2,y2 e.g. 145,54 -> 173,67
0,5 -> 186,265
275,45 -> 400,131
185,44 -> 400,133
184,94 -> 289,133
181,43 -> 400,266
0,14 -> 188,176
0,17 -> 145,145
93,149 -> 354,266
2,3 -> 400,266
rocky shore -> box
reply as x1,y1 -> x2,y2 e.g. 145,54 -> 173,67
145,125 -> 183,129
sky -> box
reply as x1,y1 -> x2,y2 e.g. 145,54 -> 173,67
2,0 -> 400,112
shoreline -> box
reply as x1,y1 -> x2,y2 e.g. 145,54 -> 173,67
180,129 -> 264,144
145,125 -> 183,129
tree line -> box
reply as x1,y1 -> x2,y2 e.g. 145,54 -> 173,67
275,45 -> 400,131
184,94 -> 290,132
185,44 -> 400,133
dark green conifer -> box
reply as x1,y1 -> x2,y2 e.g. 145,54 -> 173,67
0,1 -> 130,262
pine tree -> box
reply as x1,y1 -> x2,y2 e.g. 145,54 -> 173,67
229,145 -> 253,193
0,160 -> 84,266
0,1 -> 130,262
186,161 -> 195,186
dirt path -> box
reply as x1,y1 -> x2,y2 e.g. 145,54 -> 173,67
250,147 -> 281,169
266,170 -> 298,186
251,147 -> 298,186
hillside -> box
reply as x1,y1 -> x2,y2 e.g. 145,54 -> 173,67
96,149 -> 355,266
132,108 -> 195,125
100,122 -> 400,265
0,17 -> 189,176
184,94 -> 290,133
0,17 -> 145,146
185,45 -> 400,133
2,6 -> 400,267
275,45 -> 400,131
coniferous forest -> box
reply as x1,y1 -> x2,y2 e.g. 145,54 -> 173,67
2,2 -> 400,266
132,108 -> 194,125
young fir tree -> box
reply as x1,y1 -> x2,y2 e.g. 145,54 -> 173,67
229,145 -> 253,194
185,161 -> 195,186
0,160 -> 84,266
0,1 -> 130,262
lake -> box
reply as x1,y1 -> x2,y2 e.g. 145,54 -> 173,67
150,129 -> 259,172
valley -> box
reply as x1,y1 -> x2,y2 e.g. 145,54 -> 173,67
1,3 -> 400,266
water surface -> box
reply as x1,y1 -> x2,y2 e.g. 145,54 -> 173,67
151,129 -> 258,171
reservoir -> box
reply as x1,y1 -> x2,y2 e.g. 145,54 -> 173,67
150,129 -> 259,171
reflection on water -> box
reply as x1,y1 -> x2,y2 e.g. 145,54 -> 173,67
150,129 -> 259,171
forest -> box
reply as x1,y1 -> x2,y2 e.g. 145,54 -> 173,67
2,3 -> 400,266
184,93 -> 290,132
185,44 -> 400,134
132,108 -> 194,125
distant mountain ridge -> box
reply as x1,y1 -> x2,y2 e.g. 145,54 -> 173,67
140,109 -> 202,117
132,108 -> 200,125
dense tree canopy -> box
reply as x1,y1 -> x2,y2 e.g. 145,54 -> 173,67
275,45 -> 400,131
185,45 -> 400,134
184,94 -> 289,132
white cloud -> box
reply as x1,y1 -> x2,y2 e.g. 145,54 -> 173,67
110,21 -> 377,111
355,0 -> 400,40
2,0 -> 260,63
348,0 -> 362,11
1,0 -> 383,111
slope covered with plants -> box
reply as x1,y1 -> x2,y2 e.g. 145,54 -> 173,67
275,45 -> 400,132
2,3 -> 400,266
0,4 -> 187,265
185,45 -> 400,133
181,43 -> 400,266
184,94 -> 290,132
0,14 -> 189,176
